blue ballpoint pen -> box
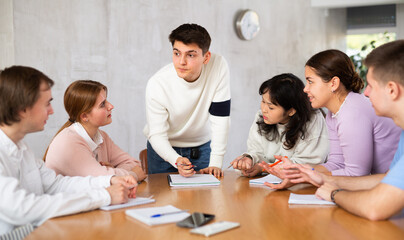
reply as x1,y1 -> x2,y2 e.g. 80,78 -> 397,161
150,210 -> 189,218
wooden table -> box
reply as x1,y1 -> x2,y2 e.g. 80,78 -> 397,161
26,171 -> 404,240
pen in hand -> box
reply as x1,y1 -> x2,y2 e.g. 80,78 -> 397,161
269,159 -> 282,167
175,163 -> 197,168
150,210 -> 189,218
261,159 -> 283,172
227,154 -> 245,169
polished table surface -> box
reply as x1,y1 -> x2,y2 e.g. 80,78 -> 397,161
27,171 -> 404,240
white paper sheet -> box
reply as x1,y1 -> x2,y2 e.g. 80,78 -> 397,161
249,174 -> 282,185
288,193 -> 336,205
100,197 -> 155,211
125,205 -> 190,226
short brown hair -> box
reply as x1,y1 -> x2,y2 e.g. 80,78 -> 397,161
169,23 -> 211,54
364,40 -> 404,86
0,66 -> 54,125
306,49 -> 364,93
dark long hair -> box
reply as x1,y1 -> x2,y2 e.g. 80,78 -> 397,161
257,73 -> 314,150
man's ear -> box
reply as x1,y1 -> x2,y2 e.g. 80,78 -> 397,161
19,109 -> 27,119
386,81 -> 401,101
203,51 -> 211,64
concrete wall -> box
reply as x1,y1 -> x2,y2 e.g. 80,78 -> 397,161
398,4 -> 404,39
0,0 -> 14,68
2,0 -> 346,167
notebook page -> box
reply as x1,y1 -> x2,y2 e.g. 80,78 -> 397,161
100,197 -> 155,211
249,174 -> 282,185
169,174 -> 220,186
125,205 -> 190,226
288,193 -> 336,205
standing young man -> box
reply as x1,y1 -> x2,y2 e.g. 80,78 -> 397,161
285,40 -> 404,220
0,66 -> 137,237
144,24 -> 231,177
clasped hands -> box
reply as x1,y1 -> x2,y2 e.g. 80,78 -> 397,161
106,175 -> 138,205
176,157 -> 223,178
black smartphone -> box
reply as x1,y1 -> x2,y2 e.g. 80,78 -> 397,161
176,212 -> 215,228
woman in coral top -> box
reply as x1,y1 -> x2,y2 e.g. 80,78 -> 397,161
45,80 -> 146,181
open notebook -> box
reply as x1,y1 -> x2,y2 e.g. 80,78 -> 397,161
249,174 -> 282,185
288,193 -> 335,205
100,197 -> 155,211
125,205 -> 190,226
168,174 -> 220,187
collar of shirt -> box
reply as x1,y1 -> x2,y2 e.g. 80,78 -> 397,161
277,123 -> 286,132
331,94 -> 349,119
0,128 -> 27,159
72,122 -> 103,152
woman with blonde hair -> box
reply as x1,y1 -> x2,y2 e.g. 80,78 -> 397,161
45,80 -> 146,181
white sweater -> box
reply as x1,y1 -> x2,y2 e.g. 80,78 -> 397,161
0,129 -> 111,235
246,110 -> 329,165
143,53 -> 231,168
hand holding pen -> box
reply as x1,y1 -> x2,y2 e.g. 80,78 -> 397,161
176,157 -> 196,178
259,155 -> 292,179
176,163 -> 197,168
228,154 -> 253,170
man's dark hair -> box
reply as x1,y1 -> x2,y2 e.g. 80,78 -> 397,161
364,40 -> 404,86
169,23 -> 211,54
0,66 -> 54,125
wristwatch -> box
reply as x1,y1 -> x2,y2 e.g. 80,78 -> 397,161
330,189 -> 344,202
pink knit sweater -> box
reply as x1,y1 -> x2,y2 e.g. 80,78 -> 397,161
45,125 -> 141,177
